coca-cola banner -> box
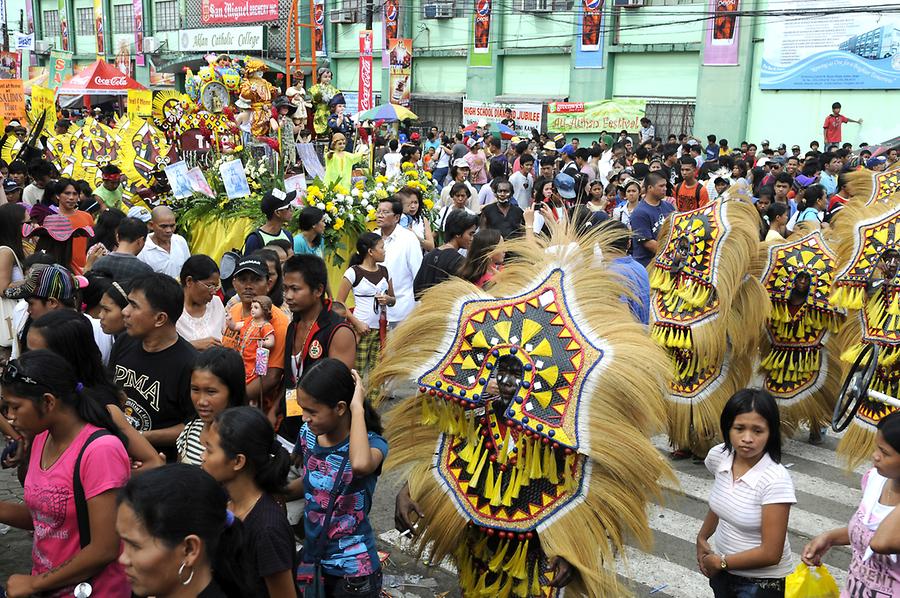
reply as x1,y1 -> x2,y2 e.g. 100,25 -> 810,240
388,38 -> 411,107
201,0 -> 278,24
382,0 -> 399,64
133,0 -> 144,66
703,0 -> 740,65
358,31 -> 373,113
313,0 -> 326,57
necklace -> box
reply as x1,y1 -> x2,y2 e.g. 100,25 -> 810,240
230,493 -> 263,521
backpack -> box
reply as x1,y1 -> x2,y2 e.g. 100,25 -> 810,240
674,182 -> 702,211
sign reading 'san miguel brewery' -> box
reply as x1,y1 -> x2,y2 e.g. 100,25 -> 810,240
178,27 -> 264,52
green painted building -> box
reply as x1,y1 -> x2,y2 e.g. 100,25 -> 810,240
6,0 -> 898,145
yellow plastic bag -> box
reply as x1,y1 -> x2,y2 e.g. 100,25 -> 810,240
785,563 -> 840,598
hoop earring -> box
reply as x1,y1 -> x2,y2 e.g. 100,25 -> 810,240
178,561 -> 194,586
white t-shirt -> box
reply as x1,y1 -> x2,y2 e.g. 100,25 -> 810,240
384,152 -> 402,179
342,265 -> 390,328
22,183 -> 45,207
477,184 -> 495,208
176,295 -> 226,343
137,234 -> 191,279
509,171 -> 533,207
705,444 -> 796,579
379,226 -> 423,324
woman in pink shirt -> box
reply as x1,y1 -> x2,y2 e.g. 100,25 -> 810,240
0,350 -> 131,598
464,137 -> 488,190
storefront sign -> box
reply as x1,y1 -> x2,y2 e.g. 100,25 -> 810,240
30,84 -> 56,130
133,0 -> 145,66
48,50 -> 73,90
703,0 -> 740,66
178,27 -> 264,53
470,0 -> 492,67
0,52 -> 18,79
546,99 -> 646,133
462,99 -> 543,132
358,31 -> 373,112
201,0 -> 277,23
0,80 -> 26,123
761,0 -> 900,89
127,89 -> 153,119
14,33 -> 34,51
574,0 -> 604,68
388,38 -> 411,107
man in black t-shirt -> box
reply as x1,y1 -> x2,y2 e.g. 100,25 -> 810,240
480,178 -> 524,239
110,273 -> 197,461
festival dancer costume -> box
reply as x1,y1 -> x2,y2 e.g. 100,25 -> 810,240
371,225 -> 673,597
829,193 -> 900,467
757,228 -> 844,433
647,187 -> 768,454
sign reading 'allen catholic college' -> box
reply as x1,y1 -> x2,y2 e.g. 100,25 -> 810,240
178,27 -> 265,53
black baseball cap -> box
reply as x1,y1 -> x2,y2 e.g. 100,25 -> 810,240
260,188 -> 297,218
232,256 -> 268,278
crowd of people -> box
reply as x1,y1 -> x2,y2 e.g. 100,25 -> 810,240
0,98 -> 895,598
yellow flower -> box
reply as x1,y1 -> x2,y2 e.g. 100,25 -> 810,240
423,198 -> 434,210
424,171 -> 432,179
307,185 -> 322,198
375,188 -> 388,199
354,180 -> 365,190
334,184 -> 349,195
325,201 -> 335,213
405,171 -> 419,180
375,175 -> 388,184
366,209 -> 376,221
334,217 -> 345,231
401,161 -> 414,170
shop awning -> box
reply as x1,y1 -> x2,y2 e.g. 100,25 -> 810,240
57,60 -> 146,96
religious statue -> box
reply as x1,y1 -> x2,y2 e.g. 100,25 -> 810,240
308,67 -> 339,137
238,59 -> 279,138
324,132 -> 368,189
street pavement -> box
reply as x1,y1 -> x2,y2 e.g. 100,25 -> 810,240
0,421 -> 865,597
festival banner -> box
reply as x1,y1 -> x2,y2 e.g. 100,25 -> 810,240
574,0 -> 604,68
0,53 -> 19,80
30,85 -> 56,131
382,0 -> 399,64
760,0 -> 900,89
149,60 -> 175,87
462,99 -> 543,132
388,38 -> 411,107
546,99 -> 647,133
127,89 -> 153,119
58,0 -> 70,52
48,50 -> 73,90
358,31 -> 374,113
470,0 -> 492,67
201,0 -> 278,23
313,0 -> 326,57
94,0 -> 104,58
0,80 -> 26,124
133,0 -> 145,66
14,33 -> 34,51
703,0 -> 740,66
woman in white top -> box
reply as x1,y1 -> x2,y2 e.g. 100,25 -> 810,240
614,178 -> 641,229
439,161 -> 478,211
383,139 -> 403,179
177,255 -> 226,351
802,411 -> 900,597
437,183 -> 478,237
0,203 -> 26,360
697,388 -> 796,597
337,232 -> 395,376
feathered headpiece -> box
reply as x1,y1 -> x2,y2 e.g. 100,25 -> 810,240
371,222 -> 673,597
846,163 -> 900,207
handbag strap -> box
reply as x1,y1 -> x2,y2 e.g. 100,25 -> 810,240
310,452 -> 350,562
74,430 -> 111,549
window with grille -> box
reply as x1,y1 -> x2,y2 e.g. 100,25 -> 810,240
113,4 -> 134,33
155,0 -> 178,31
75,7 -> 95,35
43,10 -> 60,36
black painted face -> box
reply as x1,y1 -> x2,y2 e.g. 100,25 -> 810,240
882,250 -> 900,281
495,357 -> 524,404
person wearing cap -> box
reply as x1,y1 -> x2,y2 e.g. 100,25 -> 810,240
464,136 -> 488,191
109,273 -> 198,460
90,217 -> 154,284
3,179 -> 21,203
559,144 -> 578,178
630,172 -> 675,267
221,255 -> 289,416
326,93 -> 353,140
439,159 -> 477,211
137,206 -> 191,279
867,155 -> 889,172
92,164 -> 125,212
243,189 -> 295,255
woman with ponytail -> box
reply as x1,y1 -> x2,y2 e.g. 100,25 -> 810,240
336,232 -> 395,376
116,463 -> 255,598
202,406 -> 296,597
285,358 -> 386,597
0,350 -> 131,597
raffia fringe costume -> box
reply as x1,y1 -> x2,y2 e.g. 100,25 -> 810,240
755,226 -> 845,434
648,186 -> 769,454
371,224 -> 674,597
830,165 -> 900,468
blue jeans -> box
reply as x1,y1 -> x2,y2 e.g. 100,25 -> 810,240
433,166 -> 449,191
710,571 -> 784,598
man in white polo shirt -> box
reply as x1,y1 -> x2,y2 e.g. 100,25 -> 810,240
137,206 -> 191,278
377,196 -> 422,327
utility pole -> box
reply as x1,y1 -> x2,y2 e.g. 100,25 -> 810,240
365,0 -> 373,31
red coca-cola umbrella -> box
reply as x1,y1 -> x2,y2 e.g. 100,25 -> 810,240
57,59 -> 146,96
